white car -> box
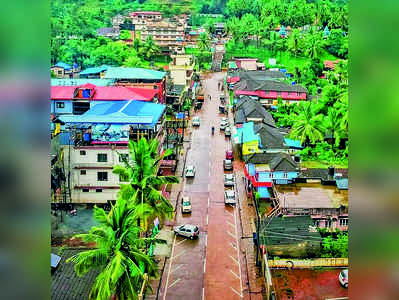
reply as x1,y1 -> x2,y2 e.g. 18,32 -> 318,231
174,224 -> 200,239
185,165 -> 196,178
224,174 -> 235,186
192,116 -> 200,126
181,196 -> 192,213
224,189 -> 236,205
220,119 -> 229,130
339,269 -> 348,288
224,126 -> 231,137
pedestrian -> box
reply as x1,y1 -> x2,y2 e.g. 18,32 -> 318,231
218,82 -> 220,90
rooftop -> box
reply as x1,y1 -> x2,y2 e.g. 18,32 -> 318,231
51,79 -> 115,86
104,67 -> 166,80
51,247 -> 98,300
276,183 -> 348,209
53,62 -> 72,70
79,65 -> 110,76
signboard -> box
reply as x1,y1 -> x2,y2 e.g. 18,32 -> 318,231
268,58 -> 276,66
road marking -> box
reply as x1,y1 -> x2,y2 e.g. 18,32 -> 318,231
170,264 -> 183,274
227,221 -> 235,228
172,250 -> 187,260
208,197 -> 210,207
203,258 -> 206,273
168,278 -> 181,289
227,231 -> 236,239
176,238 -> 187,247
206,214 -> 209,225
233,206 -> 243,298
202,287 -> 205,300
208,183 -> 210,191
205,234 -> 208,247
230,269 -> 240,280
163,234 -> 176,300
231,287 -> 243,298
230,255 -> 239,265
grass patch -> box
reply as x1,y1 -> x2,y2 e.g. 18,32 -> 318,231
258,200 -> 271,217
301,160 -> 348,169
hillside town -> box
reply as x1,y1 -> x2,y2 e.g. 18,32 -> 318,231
51,1 -> 348,299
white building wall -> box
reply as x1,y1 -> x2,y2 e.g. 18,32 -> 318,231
63,146 -> 130,204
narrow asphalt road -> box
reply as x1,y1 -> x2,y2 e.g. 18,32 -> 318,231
159,72 -> 247,300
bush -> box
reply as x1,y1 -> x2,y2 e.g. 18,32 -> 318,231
321,232 -> 348,258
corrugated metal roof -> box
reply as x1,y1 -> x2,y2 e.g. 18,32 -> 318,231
258,187 -> 270,198
51,79 -> 115,86
54,62 -> 71,70
104,67 -> 166,80
284,138 -> 302,149
59,100 -> 165,126
79,65 -> 110,76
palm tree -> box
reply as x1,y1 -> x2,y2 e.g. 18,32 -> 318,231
287,29 -> 302,57
139,36 -> 160,61
290,102 -> 326,144
324,107 -> 343,147
113,138 -> 179,230
198,32 -> 211,52
67,198 -> 165,300
304,31 -> 324,61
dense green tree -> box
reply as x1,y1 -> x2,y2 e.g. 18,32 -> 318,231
139,36 -> 161,60
321,232 -> 348,258
67,198 -> 164,300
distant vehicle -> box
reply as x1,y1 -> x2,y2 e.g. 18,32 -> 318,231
185,165 -> 196,178
181,196 -> 192,213
223,159 -> 233,171
192,116 -> 200,126
224,189 -> 236,205
174,224 -> 200,239
339,269 -> 348,288
220,119 -> 229,130
224,126 -> 231,137
224,174 -> 235,186
226,150 -> 234,160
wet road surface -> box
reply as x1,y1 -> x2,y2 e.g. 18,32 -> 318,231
159,73 -> 246,300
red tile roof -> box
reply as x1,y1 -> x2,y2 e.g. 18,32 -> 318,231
324,59 -> 340,70
51,85 -> 158,101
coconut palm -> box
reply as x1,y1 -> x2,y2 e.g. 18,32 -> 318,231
287,29 -> 303,57
304,31 -> 324,61
198,32 -> 211,52
290,102 -> 326,144
324,107 -> 343,147
113,138 -> 179,230
67,198 -> 165,300
139,36 -> 160,60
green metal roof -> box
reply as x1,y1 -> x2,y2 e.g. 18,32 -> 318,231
104,67 -> 166,80
79,65 -> 110,76
51,78 -> 115,86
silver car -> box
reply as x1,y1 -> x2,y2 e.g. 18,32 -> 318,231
223,159 -> 233,171
339,269 -> 348,288
224,190 -> 236,205
174,224 -> 200,239
185,165 -> 196,178
224,126 -> 231,137
224,174 -> 235,186
181,196 -> 192,213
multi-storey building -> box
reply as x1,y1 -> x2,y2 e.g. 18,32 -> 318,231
129,11 -> 162,30
169,54 -> 195,86
140,21 -> 185,52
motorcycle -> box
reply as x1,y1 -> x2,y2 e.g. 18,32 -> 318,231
211,127 -> 215,135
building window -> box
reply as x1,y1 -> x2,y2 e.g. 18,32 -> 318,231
283,173 -> 288,178
80,150 -> 86,156
313,219 -> 320,227
120,174 -> 129,182
57,70 -> 63,75
339,218 -> 348,226
325,219 -> 332,228
96,189 -> 102,193
97,172 -> 108,181
56,102 -> 65,108
97,153 -> 107,162
80,170 -> 86,175
82,188 -> 89,192
119,154 -> 129,162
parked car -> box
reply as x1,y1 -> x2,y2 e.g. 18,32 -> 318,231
174,224 -> 200,239
339,269 -> 348,288
223,159 -> 233,171
224,174 -> 235,186
185,165 -> 196,178
224,189 -> 236,205
226,150 -> 234,160
224,126 -> 231,137
220,119 -> 228,130
181,196 -> 192,213
192,116 -> 200,127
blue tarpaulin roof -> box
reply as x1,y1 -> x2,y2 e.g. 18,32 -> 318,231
60,100 -> 165,126
242,122 -> 259,143
284,138 -> 302,149
258,187 -> 270,198
54,61 -> 72,70
176,113 -> 185,119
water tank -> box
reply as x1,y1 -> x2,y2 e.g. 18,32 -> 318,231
328,166 -> 335,176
